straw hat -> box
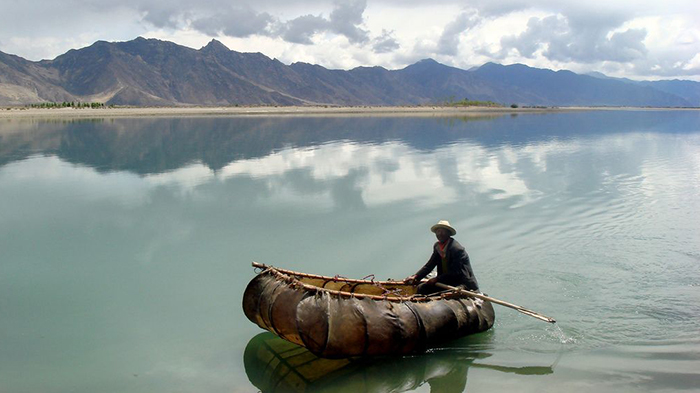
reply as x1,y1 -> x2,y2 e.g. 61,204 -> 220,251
430,220 -> 456,236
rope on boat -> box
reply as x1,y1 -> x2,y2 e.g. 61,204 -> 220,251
259,264 -> 417,302
251,262 -> 473,303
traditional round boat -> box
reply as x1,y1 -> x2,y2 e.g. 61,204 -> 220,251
242,263 -> 495,358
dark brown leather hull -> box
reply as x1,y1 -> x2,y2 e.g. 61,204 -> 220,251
242,266 -> 495,358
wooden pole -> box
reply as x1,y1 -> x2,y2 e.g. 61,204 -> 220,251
252,262 -> 555,323
434,283 -> 556,324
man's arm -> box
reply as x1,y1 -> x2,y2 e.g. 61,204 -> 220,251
405,248 -> 439,284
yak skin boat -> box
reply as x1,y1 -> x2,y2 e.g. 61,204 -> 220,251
242,263 -> 495,358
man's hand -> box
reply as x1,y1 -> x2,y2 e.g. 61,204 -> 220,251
404,275 -> 417,285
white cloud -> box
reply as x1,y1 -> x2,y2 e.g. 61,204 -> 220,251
436,11 -> 480,56
371,30 -> 400,53
190,7 -> 274,37
497,14 -> 649,63
0,0 -> 698,80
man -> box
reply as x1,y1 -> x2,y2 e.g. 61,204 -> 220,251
404,220 -> 479,294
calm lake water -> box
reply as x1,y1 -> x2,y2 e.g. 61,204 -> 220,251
1,110 -> 699,393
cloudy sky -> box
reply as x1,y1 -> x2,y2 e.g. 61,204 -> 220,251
1,0 -> 699,80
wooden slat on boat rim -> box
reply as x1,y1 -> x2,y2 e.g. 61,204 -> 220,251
252,262 -> 468,303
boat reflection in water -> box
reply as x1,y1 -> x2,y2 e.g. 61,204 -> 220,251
244,332 -> 553,393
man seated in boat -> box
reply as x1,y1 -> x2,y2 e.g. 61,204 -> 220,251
404,220 -> 480,295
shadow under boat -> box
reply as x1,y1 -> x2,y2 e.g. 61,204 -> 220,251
244,332 -> 553,393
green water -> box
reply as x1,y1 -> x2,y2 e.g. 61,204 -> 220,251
1,111 -> 699,392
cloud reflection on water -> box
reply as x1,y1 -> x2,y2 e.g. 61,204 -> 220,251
214,140 -> 541,210
1,112 -> 699,393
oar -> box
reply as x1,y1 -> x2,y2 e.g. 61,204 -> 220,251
434,282 -> 556,324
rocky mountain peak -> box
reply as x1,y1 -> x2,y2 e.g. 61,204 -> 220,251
0,37 -> 697,107
201,39 -> 230,53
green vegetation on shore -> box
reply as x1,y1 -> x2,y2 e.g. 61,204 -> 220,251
443,97 -> 504,108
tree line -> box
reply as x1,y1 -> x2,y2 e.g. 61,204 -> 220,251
441,96 -> 510,108
26,102 -> 108,109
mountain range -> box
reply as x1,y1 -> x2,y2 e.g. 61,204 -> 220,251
1,37 -> 698,107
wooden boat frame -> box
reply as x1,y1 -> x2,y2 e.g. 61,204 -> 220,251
243,263 -> 496,358
251,262 -> 469,302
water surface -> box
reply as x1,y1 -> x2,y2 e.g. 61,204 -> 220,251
1,111 -> 699,392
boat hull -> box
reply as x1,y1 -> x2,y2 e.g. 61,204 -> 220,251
242,268 -> 494,358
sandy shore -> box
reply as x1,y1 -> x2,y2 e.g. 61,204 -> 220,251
0,105 -> 567,119
0,105 -> 695,119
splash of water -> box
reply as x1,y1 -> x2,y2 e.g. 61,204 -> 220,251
548,323 -> 577,345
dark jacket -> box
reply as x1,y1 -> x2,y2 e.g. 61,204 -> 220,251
414,238 -> 479,290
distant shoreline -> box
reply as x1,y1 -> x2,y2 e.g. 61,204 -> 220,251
0,105 -> 697,119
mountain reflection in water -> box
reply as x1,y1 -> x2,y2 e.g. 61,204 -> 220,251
1,111 -> 699,393
1,111 -> 695,175
0,116 -> 501,173
244,333 -> 553,393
